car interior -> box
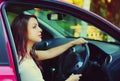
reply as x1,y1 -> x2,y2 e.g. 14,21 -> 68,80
2,1 -> 120,81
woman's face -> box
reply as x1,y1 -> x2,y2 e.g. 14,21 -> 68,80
27,17 -> 42,43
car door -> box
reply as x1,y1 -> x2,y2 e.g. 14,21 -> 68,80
0,1 -> 20,81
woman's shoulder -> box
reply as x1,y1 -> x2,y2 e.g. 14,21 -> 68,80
19,58 -> 45,81
19,58 -> 34,70
19,58 -> 42,75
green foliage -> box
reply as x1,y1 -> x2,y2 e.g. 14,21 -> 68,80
90,0 -> 120,28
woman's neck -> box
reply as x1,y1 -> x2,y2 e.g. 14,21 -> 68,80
26,41 -> 35,58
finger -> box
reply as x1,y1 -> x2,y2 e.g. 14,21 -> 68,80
72,73 -> 82,77
79,74 -> 82,77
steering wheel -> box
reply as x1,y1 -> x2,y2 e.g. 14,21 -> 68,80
58,44 -> 90,80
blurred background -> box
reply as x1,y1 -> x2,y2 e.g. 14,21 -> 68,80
58,0 -> 120,28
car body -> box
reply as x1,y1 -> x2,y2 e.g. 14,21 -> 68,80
0,0 -> 120,81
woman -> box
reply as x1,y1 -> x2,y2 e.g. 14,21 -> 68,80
11,14 -> 87,81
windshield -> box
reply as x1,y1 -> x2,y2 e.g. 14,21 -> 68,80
6,6 -> 118,43
24,9 -> 116,42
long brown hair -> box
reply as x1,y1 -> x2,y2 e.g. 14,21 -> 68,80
11,14 -> 43,70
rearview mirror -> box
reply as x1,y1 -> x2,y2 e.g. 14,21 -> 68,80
47,13 -> 64,20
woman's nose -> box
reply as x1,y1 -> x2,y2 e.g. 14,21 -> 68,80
38,27 -> 42,32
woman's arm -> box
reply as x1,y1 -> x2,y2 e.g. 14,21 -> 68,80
35,38 -> 88,60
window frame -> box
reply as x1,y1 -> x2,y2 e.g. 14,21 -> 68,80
0,18 -> 9,66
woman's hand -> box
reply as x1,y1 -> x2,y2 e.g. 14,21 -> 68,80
70,38 -> 88,46
65,74 -> 82,81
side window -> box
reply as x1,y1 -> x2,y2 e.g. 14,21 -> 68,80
34,10 -> 116,42
25,8 -> 116,42
5,3 -> 117,43
0,18 -> 9,66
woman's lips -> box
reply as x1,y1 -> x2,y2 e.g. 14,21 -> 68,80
38,34 -> 42,38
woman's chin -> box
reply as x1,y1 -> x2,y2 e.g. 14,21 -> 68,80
37,39 -> 42,42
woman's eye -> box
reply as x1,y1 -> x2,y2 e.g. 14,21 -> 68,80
33,25 -> 37,29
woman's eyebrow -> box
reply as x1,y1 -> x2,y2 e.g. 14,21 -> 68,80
33,23 -> 38,26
